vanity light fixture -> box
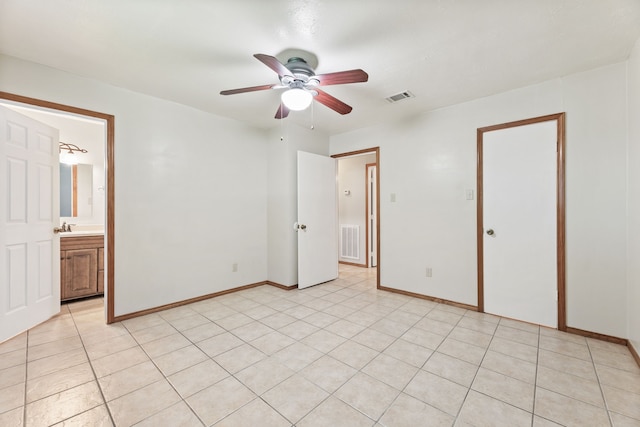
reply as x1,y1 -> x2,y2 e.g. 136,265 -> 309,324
59,142 -> 88,165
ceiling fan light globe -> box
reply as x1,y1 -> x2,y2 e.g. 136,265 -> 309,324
281,88 -> 313,111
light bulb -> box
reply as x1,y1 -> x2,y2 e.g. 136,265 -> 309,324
60,151 -> 78,165
281,88 -> 313,111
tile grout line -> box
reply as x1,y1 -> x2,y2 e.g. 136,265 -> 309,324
371,303 -> 449,423
255,274 -> 377,425
535,336 -> 628,418
68,303 -> 117,427
322,284 -> 429,424
449,312 -> 497,424
170,309 -> 296,427
587,339 -> 616,427
530,321 -> 541,427
140,282 -> 341,426
123,318 -> 209,426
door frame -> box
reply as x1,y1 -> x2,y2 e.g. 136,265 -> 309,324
477,113 -> 566,330
0,91 -> 116,324
365,163 -> 377,268
332,147 -> 380,288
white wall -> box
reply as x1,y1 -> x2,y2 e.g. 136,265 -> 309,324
628,39 -> 640,351
267,124 -> 330,286
0,54 -> 269,317
331,62 -> 629,338
338,154 -> 376,265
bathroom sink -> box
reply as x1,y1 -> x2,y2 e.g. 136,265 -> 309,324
60,230 -> 104,237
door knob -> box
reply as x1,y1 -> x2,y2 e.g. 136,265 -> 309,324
299,224 -> 307,231
53,227 -> 64,234
486,229 -> 495,236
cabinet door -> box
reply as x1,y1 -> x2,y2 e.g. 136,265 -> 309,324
62,249 -> 98,299
97,247 -> 104,294
60,251 -> 66,296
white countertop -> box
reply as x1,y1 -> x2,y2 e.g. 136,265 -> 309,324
60,230 -> 105,237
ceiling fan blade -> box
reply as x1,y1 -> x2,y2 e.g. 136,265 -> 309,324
314,89 -> 353,115
220,84 -> 275,95
315,69 -> 368,86
254,54 -> 292,77
275,103 -> 290,119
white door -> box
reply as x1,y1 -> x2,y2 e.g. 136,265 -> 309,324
1,106 -> 61,342
297,151 -> 338,289
367,164 -> 377,267
483,120 -> 557,328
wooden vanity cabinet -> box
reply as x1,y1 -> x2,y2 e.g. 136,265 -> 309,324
60,235 -> 104,301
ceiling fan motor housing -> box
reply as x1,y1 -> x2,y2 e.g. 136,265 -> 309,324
285,57 -> 315,77
282,57 -> 320,86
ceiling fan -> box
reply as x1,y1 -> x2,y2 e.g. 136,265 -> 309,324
220,53 -> 368,119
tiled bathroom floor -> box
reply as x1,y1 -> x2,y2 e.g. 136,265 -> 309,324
1,265 -> 639,426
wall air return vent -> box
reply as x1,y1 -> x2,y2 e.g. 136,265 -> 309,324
385,91 -> 415,103
340,225 -> 359,260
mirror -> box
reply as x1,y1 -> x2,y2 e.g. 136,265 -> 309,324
60,163 -> 93,218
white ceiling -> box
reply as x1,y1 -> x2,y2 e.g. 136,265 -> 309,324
1,0 -> 639,135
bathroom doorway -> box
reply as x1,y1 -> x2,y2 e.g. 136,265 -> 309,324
0,91 -> 116,323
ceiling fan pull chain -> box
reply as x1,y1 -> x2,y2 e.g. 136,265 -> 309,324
280,104 -> 284,141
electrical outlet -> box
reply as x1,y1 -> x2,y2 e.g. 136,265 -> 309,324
232,263 -> 238,272
426,267 -> 432,277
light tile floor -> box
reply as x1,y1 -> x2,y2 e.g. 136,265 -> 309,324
1,265 -> 640,426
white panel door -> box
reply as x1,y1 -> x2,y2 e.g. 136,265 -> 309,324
297,151 -> 338,289
483,120 -> 557,327
367,164 -> 377,267
1,106 -> 60,342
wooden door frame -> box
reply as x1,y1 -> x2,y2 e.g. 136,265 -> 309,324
0,91 -> 116,324
365,163 -> 377,268
477,113 -> 566,330
332,147 -> 380,288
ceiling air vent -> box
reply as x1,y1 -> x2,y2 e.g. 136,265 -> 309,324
385,91 -> 415,103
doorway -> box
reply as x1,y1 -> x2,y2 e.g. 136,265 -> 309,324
0,91 -> 116,324
333,147 -> 380,288
477,113 -> 565,330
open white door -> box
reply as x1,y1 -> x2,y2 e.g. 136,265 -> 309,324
367,164 -> 377,268
1,106 -> 61,342
297,151 -> 338,289
482,120 -> 557,328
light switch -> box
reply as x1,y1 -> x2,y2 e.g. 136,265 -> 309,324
465,189 -> 474,200
390,193 -> 396,203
